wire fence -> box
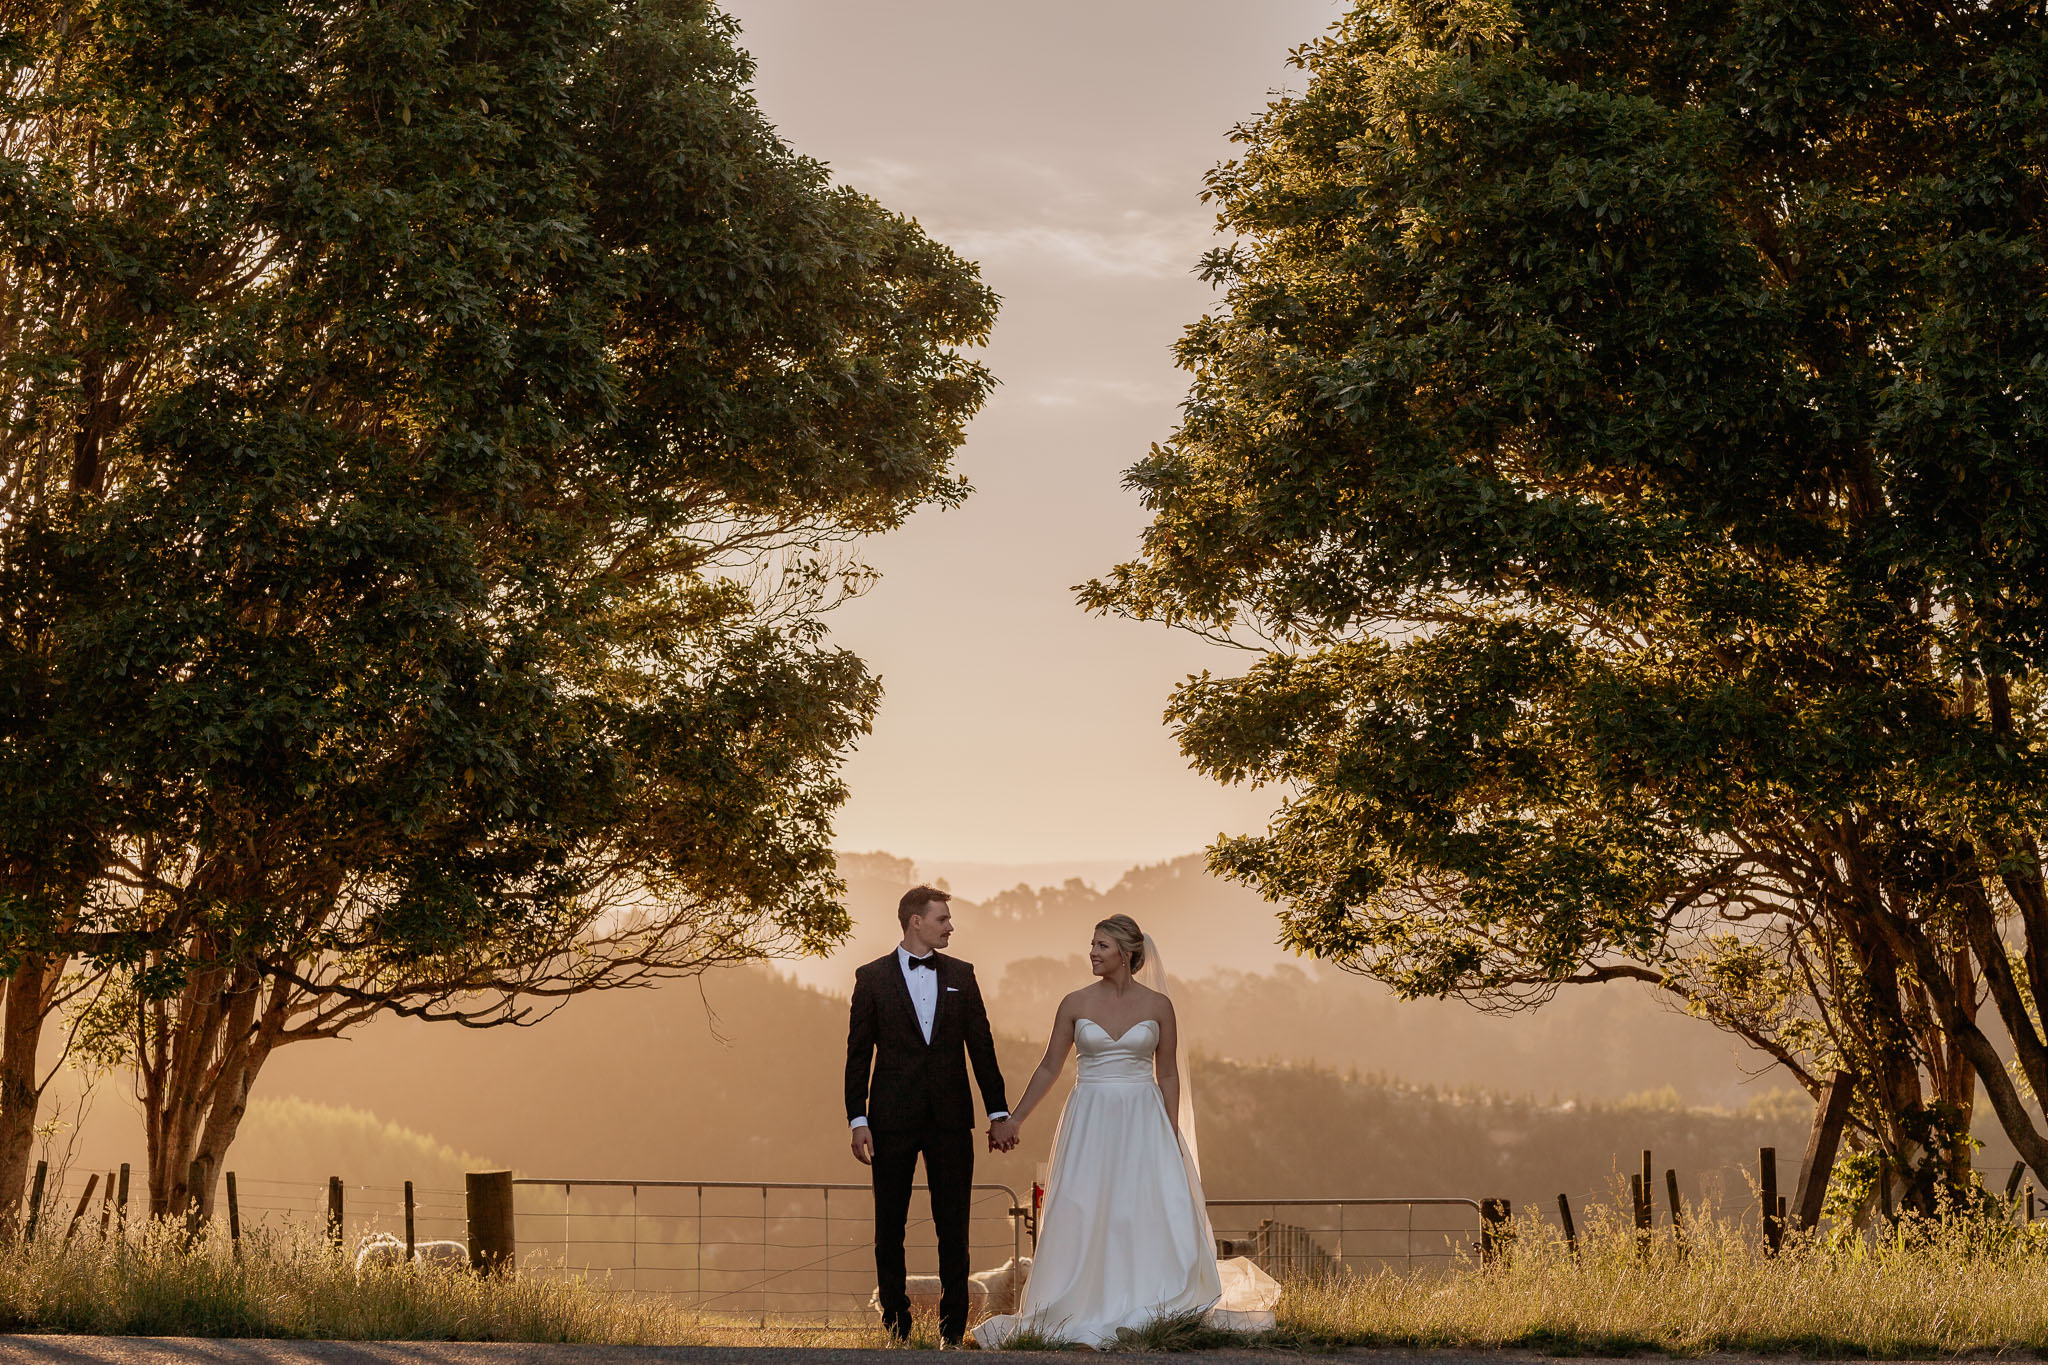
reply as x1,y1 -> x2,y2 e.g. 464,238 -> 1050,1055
18,1163 -> 1493,1327
19,1166 -> 471,1249
510,1178 -> 1028,1326
501,1180 -> 1486,1324
1206,1197 -> 1486,1276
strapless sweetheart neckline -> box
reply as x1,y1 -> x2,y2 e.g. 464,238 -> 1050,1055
1076,1017 -> 1159,1045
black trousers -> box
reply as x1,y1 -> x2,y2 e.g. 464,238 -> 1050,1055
870,1125 -> 975,1341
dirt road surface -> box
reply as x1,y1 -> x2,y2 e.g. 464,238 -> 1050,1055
0,1342 -> 1921,1365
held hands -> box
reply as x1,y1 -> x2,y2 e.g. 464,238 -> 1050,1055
987,1116 -> 1021,1152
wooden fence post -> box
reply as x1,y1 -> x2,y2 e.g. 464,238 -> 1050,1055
466,1170 -> 516,1275
1790,1070 -> 1855,1233
24,1159 -> 47,1241
2005,1161 -> 2027,1203
62,1173 -> 101,1245
327,1175 -> 345,1252
116,1163 -> 129,1231
1556,1193 -> 1578,1257
1666,1168 -> 1685,1259
1760,1146 -> 1780,1255
226,1172 -> 241,1257
1479,1197 -> 1511,1265
404,1180 -> 416,1262
97,1171 -> 114,1239
1641,1150 -> 1654,1225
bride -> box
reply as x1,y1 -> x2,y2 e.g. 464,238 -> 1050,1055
973,914 -> 1278,1348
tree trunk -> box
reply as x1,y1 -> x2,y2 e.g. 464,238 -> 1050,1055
1938,947 -> 1979,1195
143,966 -> 289,1219
0,955 -> 55,1239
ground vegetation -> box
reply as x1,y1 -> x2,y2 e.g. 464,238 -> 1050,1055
3,1201 -> 2048,1354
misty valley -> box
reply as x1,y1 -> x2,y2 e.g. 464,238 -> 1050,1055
41,854 -> 2022,1223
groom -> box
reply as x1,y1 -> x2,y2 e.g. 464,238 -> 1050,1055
846,885 -> 1012,1344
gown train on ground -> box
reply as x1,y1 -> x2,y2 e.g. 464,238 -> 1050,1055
971,1018 -> 1279,1348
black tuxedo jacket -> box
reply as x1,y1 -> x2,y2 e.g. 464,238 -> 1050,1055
845,951 -> 1008,1132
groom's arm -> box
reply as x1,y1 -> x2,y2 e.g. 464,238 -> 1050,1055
845,968 -> 877,1126
960,966 -> 1010,1118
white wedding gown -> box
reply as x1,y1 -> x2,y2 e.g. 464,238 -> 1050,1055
972,1017 -> 1279,1349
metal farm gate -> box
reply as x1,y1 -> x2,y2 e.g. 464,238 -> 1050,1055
508,1178 -> 1487,1325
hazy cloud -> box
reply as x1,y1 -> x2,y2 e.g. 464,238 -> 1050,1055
828,155 -> 1214,281
946,219 -> 1208,281
1025,375 -> 1187,409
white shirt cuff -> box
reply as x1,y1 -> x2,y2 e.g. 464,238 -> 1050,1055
988,1112 -> 1008,1121
850,1116 -> 869,1131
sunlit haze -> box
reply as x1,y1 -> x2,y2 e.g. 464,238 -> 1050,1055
723,0 -> 1343,868
22,3 -> 2033,1317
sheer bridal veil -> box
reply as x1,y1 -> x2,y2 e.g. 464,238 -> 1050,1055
1132,932 -> 1201,1174
1134,930 -> 1282,1328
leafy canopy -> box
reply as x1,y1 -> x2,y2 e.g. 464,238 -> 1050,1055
1087,0 -> 2048,1189
1,0 -> 995,1205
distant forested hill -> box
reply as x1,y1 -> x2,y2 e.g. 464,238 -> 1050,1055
45,854 -> 2019,1214
59,958 -> 1818,1216
837,853 -> 1766,1108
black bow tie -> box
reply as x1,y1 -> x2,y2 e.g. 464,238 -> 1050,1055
905,955 -> 936,971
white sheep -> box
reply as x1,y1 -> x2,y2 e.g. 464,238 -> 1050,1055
353,1232 -> 406,1271
352,1231 -> 469,1272
413,1238 -> 469,1267
869,1255 -> 1033,1320
974,1255 -> 1032,1314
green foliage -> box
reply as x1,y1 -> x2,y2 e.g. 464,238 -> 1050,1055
1087,0 -> 2048,1186
0,0 -> 993,1197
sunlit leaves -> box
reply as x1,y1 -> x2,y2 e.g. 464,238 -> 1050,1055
1,0 -> 996,1010
1089,0 -> 2048,1178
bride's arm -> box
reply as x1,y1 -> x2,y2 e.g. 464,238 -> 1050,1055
1007,998 -> 1079,1128
1154,996 -> 1182,1118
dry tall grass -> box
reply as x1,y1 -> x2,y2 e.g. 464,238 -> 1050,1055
6,1202 -> 2047,1353
0,1220 -> 896,1345
1268,1198 -> 2048,1357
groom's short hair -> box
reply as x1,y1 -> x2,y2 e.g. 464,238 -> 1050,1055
898,884 -> 951,927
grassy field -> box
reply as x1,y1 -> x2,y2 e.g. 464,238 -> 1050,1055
0,1220 -> 896,1346
3,1203 -> 2046,1354
1264,1203 -> 2048,1357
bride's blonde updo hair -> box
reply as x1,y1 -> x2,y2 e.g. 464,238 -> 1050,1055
1094,914 -> 1146,973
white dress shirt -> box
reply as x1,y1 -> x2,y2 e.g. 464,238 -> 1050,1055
901,944 -> 940,1042
850,946 -> 1005,1130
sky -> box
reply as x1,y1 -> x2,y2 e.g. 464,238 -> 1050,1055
721,0 -> 1345,880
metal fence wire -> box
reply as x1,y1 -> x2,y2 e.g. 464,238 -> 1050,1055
1206,1197 -> 1486,1277
20,1164 -> 1491,1328
510,1178 -> 1026,1326
508,1179 -> 1486,1325
16,1169 -> 474,1249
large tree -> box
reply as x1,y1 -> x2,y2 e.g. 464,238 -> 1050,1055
3,0 -> 994,1216
1088,0 -> 2048,1205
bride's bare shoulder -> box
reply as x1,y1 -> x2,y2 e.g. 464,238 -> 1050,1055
1055,987 -> 1096,1017
1138,982 -> 1174,1014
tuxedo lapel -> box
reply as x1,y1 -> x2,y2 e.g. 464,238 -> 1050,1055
881,951 -> 926,1046
930,954 -> 956,1040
